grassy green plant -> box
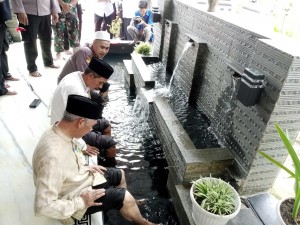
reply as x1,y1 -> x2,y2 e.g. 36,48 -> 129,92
191,176 -> 236,215
134,42 -> 152,55
258,123 -> 300,221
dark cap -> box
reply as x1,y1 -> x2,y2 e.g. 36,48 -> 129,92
88,57 -> 114,79
66,94 -> 103,120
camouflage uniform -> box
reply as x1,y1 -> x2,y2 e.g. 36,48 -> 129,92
53,0 -> 79,53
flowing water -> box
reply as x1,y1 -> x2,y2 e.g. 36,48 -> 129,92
145,47 -> 220,149
102,55 -> 179,225
168,42 -> 193,91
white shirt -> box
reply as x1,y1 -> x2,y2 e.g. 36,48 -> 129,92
94,0 -> 114,17
122,0 -> 139,18
51,71 -> 90,125
33,125 -> 106,225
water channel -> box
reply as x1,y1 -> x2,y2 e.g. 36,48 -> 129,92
102,54 -> 179,225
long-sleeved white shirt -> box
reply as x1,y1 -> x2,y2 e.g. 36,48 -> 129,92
11,0 -> 61,16
32,125 -> 107,224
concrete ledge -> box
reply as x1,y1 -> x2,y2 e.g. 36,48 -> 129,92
108,40 -> 134,54
151,96 -> 234,186
131,54 -> 156,89
123,59 -> 135,95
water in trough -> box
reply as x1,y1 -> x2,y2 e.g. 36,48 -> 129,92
102,55 -> 179,225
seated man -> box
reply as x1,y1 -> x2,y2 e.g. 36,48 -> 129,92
51,57 -> 117,167
33,94 -> 160,225
127,0 -> 153,45
57,30 -> 111,84
58,30 -> 111,139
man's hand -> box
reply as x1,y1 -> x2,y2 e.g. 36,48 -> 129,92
88,165 -> 107,174
17,13 -> 29,25
83,145 -> 99,156
51,13 -> 59,25
61,2 -> 71,13
80,189 -> 105,207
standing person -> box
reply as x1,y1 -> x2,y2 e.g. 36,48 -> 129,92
121,0 -> 139,40
33,94 -> 160,225
76,1 -> 83,41
53,0 -> 80,60
0,0 -> 17,95
11,0 -> 61,77
51,57 -> 118,167
94,0 -> 116,36
127,0 -> 153,45
1,27 -> 20,82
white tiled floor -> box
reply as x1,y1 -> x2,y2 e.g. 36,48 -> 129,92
0,41 -> 66,224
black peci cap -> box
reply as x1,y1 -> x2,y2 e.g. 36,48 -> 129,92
88,57 -> 114,79
66,94 -> 103,120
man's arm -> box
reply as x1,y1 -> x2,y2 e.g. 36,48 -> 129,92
74,49 -> 90,72
34,155 -> 86,219
146,9 -> 153,25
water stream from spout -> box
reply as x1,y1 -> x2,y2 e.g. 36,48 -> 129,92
168,41 -> 193,92
133,88 -> 150,125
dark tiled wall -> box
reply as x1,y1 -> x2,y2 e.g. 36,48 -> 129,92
155,0 -> 300,194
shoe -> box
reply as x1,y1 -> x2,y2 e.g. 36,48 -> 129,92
46,64 -> 60,69
30,71 -> 42,77
129,41 -> 136,45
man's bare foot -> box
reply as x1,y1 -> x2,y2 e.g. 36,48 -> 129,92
46,64 -> 60,69
30,71 -> 42,77
5,90 -> 17,95
54,53 -> 61,61
140,218 -> 162,225
6,76 -> 20,81
5,82 -> 10,88
64,50 -> 72,55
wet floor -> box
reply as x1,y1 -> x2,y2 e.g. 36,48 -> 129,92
102,54 -> 179,225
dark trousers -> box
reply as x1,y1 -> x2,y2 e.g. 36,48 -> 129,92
122,18 -> 132,40
0,23 -> 8,95
76,3 -> 83,41
20,14 -> 53,73
94,13 -> 114,36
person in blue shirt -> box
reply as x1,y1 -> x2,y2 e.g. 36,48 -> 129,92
127,0 -> 153,45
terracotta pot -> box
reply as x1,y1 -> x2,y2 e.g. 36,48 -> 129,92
190,177 -> 241,225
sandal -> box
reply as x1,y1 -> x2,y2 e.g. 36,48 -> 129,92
30,71 -> 42,77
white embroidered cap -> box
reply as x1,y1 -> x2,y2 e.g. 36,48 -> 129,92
94,31 -> 110,42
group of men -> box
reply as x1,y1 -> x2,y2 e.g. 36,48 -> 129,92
46,29 -> 161,223
1,0 -> 161,223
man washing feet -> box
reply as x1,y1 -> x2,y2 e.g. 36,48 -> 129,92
33,94 -> 161,225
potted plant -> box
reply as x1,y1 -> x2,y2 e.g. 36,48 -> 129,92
134,42 -> 152,56
190,176 -> 241,225
258,124 -> 300,225
108,16 -> 122,39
